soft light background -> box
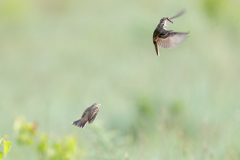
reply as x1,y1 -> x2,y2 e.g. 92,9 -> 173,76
1,0 -> 240,159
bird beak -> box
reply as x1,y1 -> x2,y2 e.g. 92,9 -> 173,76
165,18 -> 173,23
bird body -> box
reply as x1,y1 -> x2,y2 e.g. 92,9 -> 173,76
72,103 -> 100,129
153,9 -> 189,56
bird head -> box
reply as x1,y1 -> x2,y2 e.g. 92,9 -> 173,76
160,17 -> 173,24
93,103 -> 101,108
160,17 -> 173,29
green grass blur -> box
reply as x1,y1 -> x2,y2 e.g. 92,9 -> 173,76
1,0 -> 240,159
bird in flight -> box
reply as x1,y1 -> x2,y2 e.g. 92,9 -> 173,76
153,9 -> 189,56
72,103 -> 100,129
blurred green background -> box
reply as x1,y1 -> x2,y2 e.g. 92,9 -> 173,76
1,0 -> 240,159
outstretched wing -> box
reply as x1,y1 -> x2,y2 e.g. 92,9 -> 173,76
88,108 -> 99,124
156,32 -> 189,49
170,9 -> 186,20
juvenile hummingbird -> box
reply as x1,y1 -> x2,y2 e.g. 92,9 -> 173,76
72,103 -> 100,129
153,9 -> 189,56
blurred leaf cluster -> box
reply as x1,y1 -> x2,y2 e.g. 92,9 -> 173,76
14,116 -> 80,160
136,98 -> 185,128
0,135 -> 12,160
13,116 -> 126,159
202,0 -> 240,30
37,134 -> 78,160
14,116 -> 37,145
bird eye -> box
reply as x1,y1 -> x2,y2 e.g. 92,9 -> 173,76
160,18 -> 165,23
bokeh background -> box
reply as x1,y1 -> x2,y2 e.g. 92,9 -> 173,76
1,0 -> 240,159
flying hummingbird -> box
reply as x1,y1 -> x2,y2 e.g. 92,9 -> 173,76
72,103 -> 100,129
153,9 -> 189,56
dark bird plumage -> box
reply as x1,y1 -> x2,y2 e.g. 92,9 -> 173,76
153,9 -> 189,56
72,103 -> 100,129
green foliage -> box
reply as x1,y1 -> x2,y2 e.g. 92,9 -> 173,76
14,117 -> 80,160
202,0 -> 226,19
13,116 -> 124,159
137,97 -> 155,119
85,123 -> 121,159
0,135 -> 12,159
37,134 -> 48,154
202,0 -> 240,30
3,141 -> 11,158
44,136 -> 77,160
14,116 -> 37,145
169,100 -> 184,117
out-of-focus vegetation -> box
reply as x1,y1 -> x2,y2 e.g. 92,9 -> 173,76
13,116 -> 80,160
0,135 -> 12,160
1,0 -> 240,159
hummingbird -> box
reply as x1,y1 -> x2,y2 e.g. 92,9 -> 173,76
153,9 -> 189,56
72,103 -> 100,129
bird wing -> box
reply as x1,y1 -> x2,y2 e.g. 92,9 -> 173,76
81,109 -> 88,118
170,9 -> 186,20
156,32 -> 189,49
88,108 -> 99,124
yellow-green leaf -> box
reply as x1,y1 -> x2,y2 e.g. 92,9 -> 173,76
0,152 -> 3,160
4,141 -> 11,157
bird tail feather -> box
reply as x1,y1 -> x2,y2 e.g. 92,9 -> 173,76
72,119 -> 87,129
